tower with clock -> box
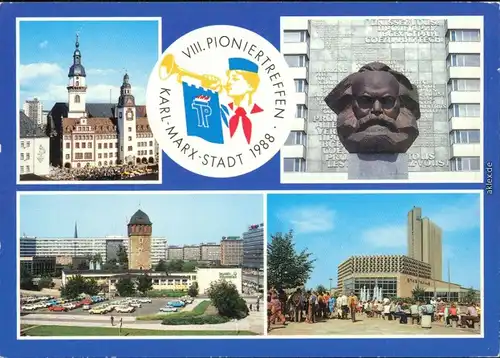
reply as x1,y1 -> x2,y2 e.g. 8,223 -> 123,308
67,33 -> 87,118
127,209 -> 152,270
116,73 -> 138,165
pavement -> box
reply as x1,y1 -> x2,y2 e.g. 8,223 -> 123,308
269,315 -> 481,336
21,310 -> 265,334
21,297 -> 265,335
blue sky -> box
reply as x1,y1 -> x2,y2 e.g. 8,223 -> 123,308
267,193 -> 481,290
20,193 -> 263,245
19,20 -> 159,109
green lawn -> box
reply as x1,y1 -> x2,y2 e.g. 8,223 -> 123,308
21,325 -> 258,336
137,300 -> 211,321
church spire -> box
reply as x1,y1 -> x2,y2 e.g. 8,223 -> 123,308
74,221 -> 78,238
68,32 -> 86,77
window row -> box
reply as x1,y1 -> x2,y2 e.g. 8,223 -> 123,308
449,104 -> 480,118
448,54 -> 480,67
284,54 -> 308,68
20,141 -> 31,149
283,158 -> 306,172
20,165 -> 31,173
449,29 -> 480,42
283,30 -> 309,43
285,131 -> 307,146
295,79 -> 308,93
138,141 -> 154,147
20,153 -> 31,160
448,79 -> 480,92
450,130 -> 480,144
450,156 -> 480,171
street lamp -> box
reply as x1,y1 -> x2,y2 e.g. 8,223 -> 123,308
329,278 -> 333,293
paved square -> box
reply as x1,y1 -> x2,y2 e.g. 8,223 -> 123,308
269,316 -> 481,336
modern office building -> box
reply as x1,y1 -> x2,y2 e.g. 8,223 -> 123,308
183,245 -> 202,261
220,236 -> 243,266
200,243 -> 221,262
407,207 -> 443,280
280,16 -> 482,182
166,246 -> 184,260
19,111 -> 50,177
337,255 -> 468,301
242,223 -> 264,269
23,98 -> 44,126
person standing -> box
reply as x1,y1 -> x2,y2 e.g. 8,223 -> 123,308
339,293 -> 349,319
110,316 -> 115,326
348,292 -> 358,322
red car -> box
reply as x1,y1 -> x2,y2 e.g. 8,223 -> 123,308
49,305 -> 67,312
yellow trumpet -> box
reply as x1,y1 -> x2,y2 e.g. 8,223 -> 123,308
158,54 -> 223,93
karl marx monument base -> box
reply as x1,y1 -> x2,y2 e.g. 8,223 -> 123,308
348,153 -> 408,180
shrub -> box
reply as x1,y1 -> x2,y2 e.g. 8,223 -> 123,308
207,280 -> 249,319
162,315 -> 230,325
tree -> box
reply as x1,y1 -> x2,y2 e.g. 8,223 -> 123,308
136,274 -> 153,295
411,286 -> 426,302
188,282 -> 199,297
316,285 -> 326,294
20,265 -> 35,290
207,280 -> 248,319
166,259 -> 184,272
181,261 -> 197,272
92,253 -> 103,265
267,230 -> 315,289
38,276 -> 54,290
117,244 -> 128,269
60,275 -> 100,299
464,287 -> 477,303
155,259 -> 168,272
116,276 -> 136,297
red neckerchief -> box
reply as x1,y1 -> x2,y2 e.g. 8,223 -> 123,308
228,102 -> 263,144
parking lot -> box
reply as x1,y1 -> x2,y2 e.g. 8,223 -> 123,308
22,297 -> 200,318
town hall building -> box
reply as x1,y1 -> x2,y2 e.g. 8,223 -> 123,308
47,34 -> 159,169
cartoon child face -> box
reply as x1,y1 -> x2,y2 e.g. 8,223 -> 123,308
226,70 -> 253,97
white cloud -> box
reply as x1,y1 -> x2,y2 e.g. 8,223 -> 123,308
38,40 -> 48,49
362,224 -> 406,248
19,62 -> 146,105
428,196 -> 480,232
87,68 -> 117,76
278,206 -> 336,234
19,63 -> 64,84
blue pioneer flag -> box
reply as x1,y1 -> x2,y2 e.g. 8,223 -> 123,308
182,82 -> 224,144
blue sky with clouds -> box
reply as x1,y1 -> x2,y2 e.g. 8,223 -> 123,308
20,193 -> 263,245
267,192 -> 481,290
19,20 -> 159,109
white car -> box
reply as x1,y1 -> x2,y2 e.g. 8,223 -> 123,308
138,298 -> 152,303
129,302 -> 142,308
115,305 -> 135,313
22,305 -> 37,311
159,306 -> 178,312
82,305 -> 91,310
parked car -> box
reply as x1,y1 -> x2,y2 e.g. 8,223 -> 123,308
159,306 -> 178,312
82,305 -> 91,310
138,298 -> 152,303
89,306 -> 109,314
49,305 -> 67,312
115,305 -> 135,313
167,300 -> 185,308
129,301 -> 142,308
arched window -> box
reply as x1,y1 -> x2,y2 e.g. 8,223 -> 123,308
75,95 -> 80,103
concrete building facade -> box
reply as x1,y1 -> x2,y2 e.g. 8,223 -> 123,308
407,207 -> 443,280
200,243 -> 221,262
19,112 -> 50,176
183,245 -> 201,261
23,98 -> 44,126
220,237 -> 243,266
337,255 -> 468,301
280,16 -> 483,183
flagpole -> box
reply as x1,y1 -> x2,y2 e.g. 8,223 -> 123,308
447,260 -> 451,302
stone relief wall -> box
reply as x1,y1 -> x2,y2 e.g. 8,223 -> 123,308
306,18 -> 450,173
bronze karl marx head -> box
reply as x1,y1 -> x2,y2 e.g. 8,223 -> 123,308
324,62 -> 421,154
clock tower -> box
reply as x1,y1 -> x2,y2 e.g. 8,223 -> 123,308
127,209 -> 152,270
67,34 -> 87,118
116,73 -> 137,165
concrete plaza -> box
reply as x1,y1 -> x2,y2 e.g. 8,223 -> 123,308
269,316 -> 481,336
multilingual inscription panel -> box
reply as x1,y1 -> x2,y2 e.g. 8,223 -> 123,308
306,18 -> 450,173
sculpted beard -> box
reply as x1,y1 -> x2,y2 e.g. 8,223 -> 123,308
337,106 -> 419,153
